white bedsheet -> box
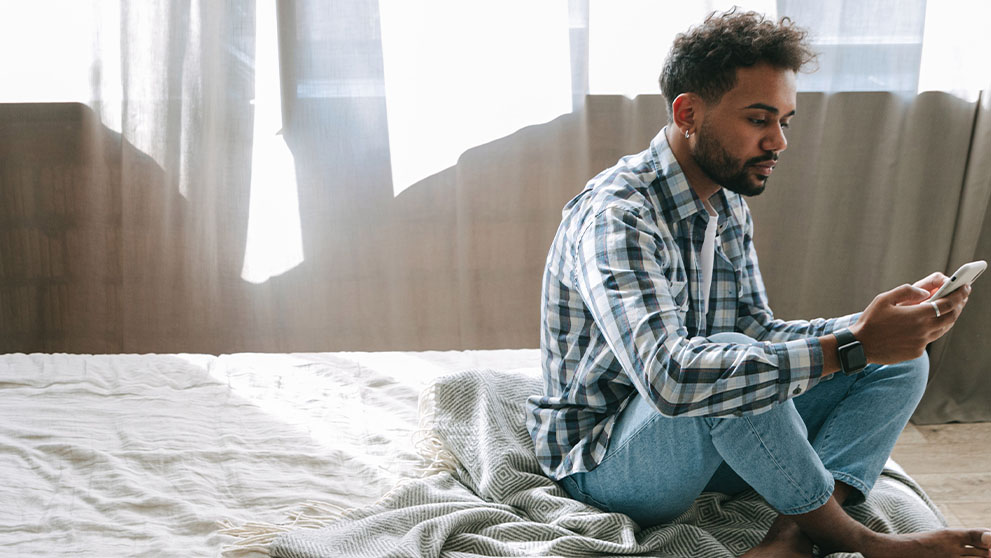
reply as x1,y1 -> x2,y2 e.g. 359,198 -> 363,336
0,350 -> 540,557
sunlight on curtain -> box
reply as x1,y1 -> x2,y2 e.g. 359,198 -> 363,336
584,0 -> 990,100
0,1 -> 94,102
378,0 -> 572,196
918,0 -> 991,101
89,0 -> 210,201
104,1 -> 189,191
587,0 -> 777,98
90,2 -> 123,132
778,0 -> 928,93
241,0 -> 305,284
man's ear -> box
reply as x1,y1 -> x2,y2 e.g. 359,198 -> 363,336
671,93 -> 703,135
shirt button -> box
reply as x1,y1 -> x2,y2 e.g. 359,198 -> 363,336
793,387 -> 802,395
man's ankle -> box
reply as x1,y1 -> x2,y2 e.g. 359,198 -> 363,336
817,516 -> 877,555
786,495 -> 873,553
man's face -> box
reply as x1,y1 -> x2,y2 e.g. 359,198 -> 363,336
691,63 -> 797,197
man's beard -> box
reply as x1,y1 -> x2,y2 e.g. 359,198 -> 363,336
692,121 -> 776,197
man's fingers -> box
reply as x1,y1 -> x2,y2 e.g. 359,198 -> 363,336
933,284 -> 971,318
924,289 -> 970,341
928,297 -> 963,322
910,282 -> 970,318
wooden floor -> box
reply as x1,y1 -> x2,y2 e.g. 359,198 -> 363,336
892,421 -> 991,528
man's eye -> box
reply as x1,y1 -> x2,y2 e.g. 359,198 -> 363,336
781,122 -> 790,129
749,118 -> 766,125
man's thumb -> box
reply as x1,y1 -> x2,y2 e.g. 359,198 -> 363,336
886,283 -> 931,304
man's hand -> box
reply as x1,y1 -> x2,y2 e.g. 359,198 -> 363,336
849,279 -> 971,365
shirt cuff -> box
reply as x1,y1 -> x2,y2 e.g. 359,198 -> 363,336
827,312 -> 862,333
773,336 -> 825,400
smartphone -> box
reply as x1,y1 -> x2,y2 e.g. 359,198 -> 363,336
926,260 -> 987,302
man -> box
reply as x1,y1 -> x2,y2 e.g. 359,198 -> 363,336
526,9 -> 990,558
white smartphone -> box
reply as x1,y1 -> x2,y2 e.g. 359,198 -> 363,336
926,260 -> 987,302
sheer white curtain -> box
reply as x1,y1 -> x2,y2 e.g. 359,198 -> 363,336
242,0 -> 304,283
378,0 -> 572,195
918,0 -> 991,100
586,0 -> 777,98
583,0 -> 991,98
4,2 -> 988,200
1,1 -> 300,285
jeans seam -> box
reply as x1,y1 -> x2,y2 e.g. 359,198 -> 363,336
744,414 -> 818,503
561,476 -> 611,511
815,380 -> 855,468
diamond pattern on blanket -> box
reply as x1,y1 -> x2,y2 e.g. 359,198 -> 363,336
265,369 -> 946,558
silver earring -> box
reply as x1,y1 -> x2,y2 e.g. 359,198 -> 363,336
684,129 -> 691,139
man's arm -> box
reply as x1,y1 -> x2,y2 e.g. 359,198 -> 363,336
574,206 -> 827,418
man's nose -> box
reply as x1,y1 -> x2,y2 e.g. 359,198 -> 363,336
762,124 -> 788,153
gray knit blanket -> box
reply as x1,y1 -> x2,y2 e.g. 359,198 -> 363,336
232,369 -> 946,558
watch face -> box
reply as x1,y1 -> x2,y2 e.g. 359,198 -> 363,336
840,342 -> 867,374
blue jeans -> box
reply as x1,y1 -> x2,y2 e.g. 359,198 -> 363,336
558,332 -> 929,527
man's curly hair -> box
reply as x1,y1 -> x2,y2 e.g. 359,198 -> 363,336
659,9 -> 816,116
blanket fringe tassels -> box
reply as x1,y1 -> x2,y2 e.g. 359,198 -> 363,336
218,380 -> 456,556
218,501 -> 350,555
412,379 -> 459,476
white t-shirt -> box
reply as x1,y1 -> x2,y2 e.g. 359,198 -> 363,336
700,199 -> 719,315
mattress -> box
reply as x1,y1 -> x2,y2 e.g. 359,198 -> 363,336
0,350 -> 541,557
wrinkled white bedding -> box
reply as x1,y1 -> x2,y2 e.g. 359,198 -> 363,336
0,350 -> 540,557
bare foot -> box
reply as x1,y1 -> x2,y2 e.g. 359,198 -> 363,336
785,491 -> 991,558
854,528 -> 991,558
740,519 -> 814,558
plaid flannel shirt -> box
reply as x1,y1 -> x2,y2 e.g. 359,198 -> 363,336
526,128 -> 859,480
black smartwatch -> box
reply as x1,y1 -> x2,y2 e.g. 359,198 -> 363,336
834,328 -> 866,376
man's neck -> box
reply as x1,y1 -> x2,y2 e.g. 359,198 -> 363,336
665,126 -> 721,203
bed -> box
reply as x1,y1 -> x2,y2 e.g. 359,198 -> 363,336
0,350 -> 947,557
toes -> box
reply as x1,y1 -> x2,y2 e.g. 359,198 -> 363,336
958,530 -> 991,557
979,530 -> 991,548
961,546 -> 991,558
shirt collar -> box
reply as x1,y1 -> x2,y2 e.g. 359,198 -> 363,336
648,126 -> 732,230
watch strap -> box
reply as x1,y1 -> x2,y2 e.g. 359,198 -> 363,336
834,327 -> 857,348
834,327 -> 866,376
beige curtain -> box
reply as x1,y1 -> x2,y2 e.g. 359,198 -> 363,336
1,3 -> 989,421
913,88 -> 991,424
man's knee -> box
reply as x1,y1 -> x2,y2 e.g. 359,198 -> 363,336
868,351 -> 929,403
